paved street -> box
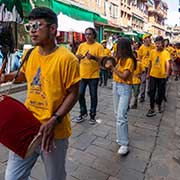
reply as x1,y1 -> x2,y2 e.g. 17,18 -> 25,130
1,78 -> 180,180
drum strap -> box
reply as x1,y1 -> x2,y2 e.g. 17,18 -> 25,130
14,48 -> 34,81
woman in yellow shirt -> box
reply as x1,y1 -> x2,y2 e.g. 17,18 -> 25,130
106,38 -> 136,155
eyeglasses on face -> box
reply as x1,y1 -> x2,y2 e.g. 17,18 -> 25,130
24,21 -> 51,32
85,32 -> 92,36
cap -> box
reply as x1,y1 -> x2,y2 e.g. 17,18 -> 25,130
142,34 -> 151,40
101,40 -> 107,44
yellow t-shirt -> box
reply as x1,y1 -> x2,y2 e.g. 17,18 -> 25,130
176,49 -> 180,58
21,46 -> 80,139
104,48 -> 111,56
113,57 -> 134,84
76,42 -> 104,79
137,44 -> 155,68
132,61 -> 143,84
149,49 -> 170,78
165,46 -> 175,60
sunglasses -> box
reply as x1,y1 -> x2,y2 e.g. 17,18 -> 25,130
24,21 -> 43,32
85,33 -> 92,36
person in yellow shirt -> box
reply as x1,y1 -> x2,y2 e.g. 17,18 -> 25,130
164,38 -> 174,78
112,35 -> 122,57
74,27 -> 104,125
1,7 -> 80,180
99,39 -> 111,86
146,36 -> 170,117
138,34 -> 155,102
174,43 -> 180,81
131,51 -> 144,109
106,38 -> 136,155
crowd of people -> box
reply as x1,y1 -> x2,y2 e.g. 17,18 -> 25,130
0,6 -> 180,180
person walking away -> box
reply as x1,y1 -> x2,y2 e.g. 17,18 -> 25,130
146,36 -> 170,117
99,39 -> 111,86
1,7 -> 80,180
106,38 -> 136,155
138,34 -> 155,102
74,27 -> 104,125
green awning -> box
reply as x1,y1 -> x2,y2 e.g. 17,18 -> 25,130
21,0 -> 32,18
52,0 -> 107,24
15,0 -> 108,24
133,30 -> 144,39
104,27 -> 122,33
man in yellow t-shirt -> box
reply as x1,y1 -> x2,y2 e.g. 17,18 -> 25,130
1,7 -> 80,180
74,27 -> 104,125
146,36 -> 170,117
99,39 -> 111,86
138,34 -> 155,102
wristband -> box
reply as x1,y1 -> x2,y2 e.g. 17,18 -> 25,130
53,114 -> 62,124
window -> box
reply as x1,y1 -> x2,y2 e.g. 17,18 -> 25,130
96,0 -> 101,6
110,3 -> 118,18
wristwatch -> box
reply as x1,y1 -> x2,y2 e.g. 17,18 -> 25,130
53,114 -> 62,124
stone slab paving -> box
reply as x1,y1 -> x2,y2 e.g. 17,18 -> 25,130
0,79 -> 180,180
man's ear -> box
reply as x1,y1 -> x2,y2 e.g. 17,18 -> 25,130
49,24 -> 57,35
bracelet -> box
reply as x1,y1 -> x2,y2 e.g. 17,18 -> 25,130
53,114 -> 63,124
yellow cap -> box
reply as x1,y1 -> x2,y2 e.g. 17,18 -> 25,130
142,34 -> 151,40
101,40 -> 107,44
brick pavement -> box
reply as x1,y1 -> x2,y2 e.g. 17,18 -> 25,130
0,79 -> 180,180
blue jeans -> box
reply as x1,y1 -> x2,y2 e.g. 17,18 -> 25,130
113,82 -> 132,146
5,139 -> 68,180
79,78 -> 99,117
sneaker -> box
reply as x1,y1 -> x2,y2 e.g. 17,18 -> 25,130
72,114 -> 88,123
89,116 -> 96,125
117,146 -> 129,155
146,109 -> 156,117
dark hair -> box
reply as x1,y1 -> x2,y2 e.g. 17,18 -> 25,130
154,36 -> 164,42
28,7 -> 58,26
116,38 -> 137,70
85,27 -> 97,39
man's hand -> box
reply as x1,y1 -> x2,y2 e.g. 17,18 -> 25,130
76,54 -> 85,61
146,73 -> 150,79
86,52 -> 96,60
0,74 -> 5,84
38,117 -> 57,152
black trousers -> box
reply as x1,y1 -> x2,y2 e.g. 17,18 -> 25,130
149,76 -> 166,109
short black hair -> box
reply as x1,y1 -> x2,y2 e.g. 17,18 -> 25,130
28,7 -> 58,26
154,36 -> 164,42
85,27 -> 97,39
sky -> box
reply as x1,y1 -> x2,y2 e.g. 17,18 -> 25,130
163,0 -> 180,26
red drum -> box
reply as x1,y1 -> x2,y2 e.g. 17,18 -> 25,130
0,95 -> 41,158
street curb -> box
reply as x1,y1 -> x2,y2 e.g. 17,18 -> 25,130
0,83 -> 27,94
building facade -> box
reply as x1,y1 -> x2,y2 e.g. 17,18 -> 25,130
73,0 -> 168,36
147,0 -> 168,36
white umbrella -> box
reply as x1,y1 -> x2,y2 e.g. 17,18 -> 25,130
57,13 -> 94,33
